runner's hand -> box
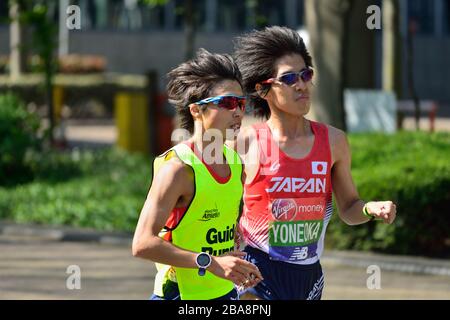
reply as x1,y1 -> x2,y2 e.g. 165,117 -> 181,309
366,201 -> 396,224
208,251 -> 264,288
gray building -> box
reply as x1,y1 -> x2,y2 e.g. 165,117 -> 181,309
1,0 -> 449,108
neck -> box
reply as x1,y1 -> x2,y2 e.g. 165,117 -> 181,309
190,127 -> 225,163
267,111 -> 309,140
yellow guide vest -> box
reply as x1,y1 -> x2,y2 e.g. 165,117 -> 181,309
152,143 -> 243,300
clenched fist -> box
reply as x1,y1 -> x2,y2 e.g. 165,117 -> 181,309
366,201 -> 397,224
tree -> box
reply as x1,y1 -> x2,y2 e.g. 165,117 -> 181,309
8,0 -> 27,79
406,19 -> 420,130
10,0 -> 58,144
305,0 -> 351,130
382,0 -> 405,128
305,0 -> 400,131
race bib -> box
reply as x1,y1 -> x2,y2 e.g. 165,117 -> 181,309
268,197 -> 325,262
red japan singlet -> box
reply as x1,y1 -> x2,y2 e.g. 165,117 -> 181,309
239,120 -> 333,265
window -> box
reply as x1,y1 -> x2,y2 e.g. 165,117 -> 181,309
216,0 -> 247,32
140,2 -> 165,30
296,0 -> 305,27
408,0 -> 435,35
173,0 -> 207,31
51,0 -> 308,32
0,0 -> 8,26
444,0 -> 450,34
255,0 -> 285,28
69,0 -> 167,31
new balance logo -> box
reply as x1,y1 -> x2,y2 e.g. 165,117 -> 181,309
289,247 -> 308,261
312,162 -> 327,175
266,177 -> 326,193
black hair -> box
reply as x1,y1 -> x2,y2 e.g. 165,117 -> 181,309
167,48 -> 242,133
234,26 -> 313,119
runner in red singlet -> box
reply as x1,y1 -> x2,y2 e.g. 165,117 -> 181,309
232,26 -> 397,300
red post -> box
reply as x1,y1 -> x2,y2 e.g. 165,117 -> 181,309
429,102 -> 437,133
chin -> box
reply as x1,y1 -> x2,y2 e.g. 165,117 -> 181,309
299,103 -> 311,115
303,106 -> 311,115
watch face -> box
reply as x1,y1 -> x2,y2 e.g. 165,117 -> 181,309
197,253 -> 211,267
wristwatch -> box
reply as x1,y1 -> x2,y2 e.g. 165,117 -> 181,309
195,252 -> 212,276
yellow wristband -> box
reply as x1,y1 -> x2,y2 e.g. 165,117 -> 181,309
363,204 -> 374,220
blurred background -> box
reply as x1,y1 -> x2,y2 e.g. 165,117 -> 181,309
0,0 -> 449,300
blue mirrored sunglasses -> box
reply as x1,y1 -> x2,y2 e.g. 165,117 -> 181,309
262,68 -> 314,86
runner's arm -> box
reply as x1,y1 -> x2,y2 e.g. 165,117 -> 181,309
132,158 -> 263,285
132,158 -> 201,266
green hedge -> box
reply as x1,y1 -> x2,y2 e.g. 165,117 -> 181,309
0,93 -> 41,185
0,148 -> 152,232
326,131 -> 450,258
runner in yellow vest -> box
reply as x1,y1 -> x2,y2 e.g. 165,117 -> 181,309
132,49 -> 263,300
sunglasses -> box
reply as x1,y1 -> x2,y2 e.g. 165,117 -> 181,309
194,94 -> 246,112
261,68 -> 314,86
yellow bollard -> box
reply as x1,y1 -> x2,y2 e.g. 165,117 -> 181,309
53,85 -> 64,123
114,91 -> 150,154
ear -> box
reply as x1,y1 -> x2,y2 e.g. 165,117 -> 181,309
255,83 -> 269,99
189,103 -> 202,120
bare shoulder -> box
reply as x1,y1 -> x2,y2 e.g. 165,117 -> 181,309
154,154 -> 193,186
327,125 -> 347,146
326,124 -> 350,164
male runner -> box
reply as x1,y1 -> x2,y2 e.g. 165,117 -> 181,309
233,26 -> 397,300
132,49 -> 263,300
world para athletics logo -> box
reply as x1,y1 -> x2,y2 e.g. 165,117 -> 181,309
271,199 -> 297,221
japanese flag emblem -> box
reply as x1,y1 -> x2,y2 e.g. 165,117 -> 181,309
312,161 -> 327,175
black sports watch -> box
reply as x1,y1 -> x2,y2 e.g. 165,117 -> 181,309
195,252 -> 212,276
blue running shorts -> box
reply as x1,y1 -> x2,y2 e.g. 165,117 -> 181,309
241,246 -> 324,300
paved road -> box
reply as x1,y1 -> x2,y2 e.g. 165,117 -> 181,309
1,234 -> 449,300
61,115 -> 450,149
